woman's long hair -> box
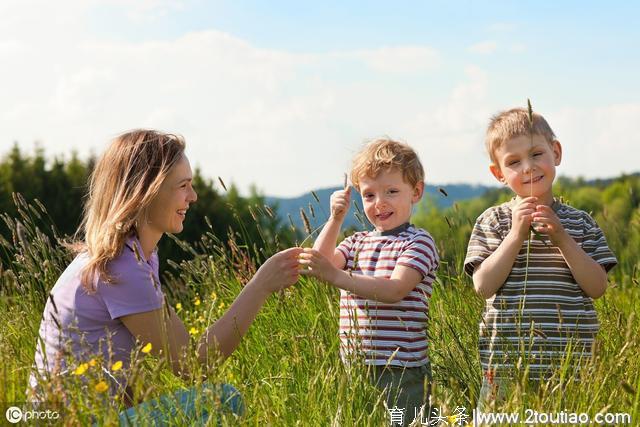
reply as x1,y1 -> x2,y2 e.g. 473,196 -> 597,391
76,130 -> 185,292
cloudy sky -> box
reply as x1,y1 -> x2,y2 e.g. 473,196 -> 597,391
1,1 -> 638,197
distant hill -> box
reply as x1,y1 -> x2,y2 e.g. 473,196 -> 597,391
266,183 -> 495,232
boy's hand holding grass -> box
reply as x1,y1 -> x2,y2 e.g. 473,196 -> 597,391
532,205 -> 569,247
298,248 -> 341,283
510,196 -> 537,241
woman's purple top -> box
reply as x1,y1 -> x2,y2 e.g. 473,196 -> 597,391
29,236 -> 164,396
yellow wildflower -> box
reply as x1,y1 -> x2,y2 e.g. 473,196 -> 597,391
74,363 -> 88,376
189,327 -> 198,336
111,361 -> 123,371
88,358 -> 97,367
175,303 -> 182,311
95,381 -> 109,393
141,343 -> 152,353
194,298 -> 201,306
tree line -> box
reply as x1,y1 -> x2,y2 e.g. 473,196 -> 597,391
0,144 -> 294,274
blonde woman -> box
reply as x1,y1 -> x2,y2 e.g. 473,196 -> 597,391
29,130 -> 301,424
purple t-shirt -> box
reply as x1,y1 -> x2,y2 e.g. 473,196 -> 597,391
29,236 -> 164,396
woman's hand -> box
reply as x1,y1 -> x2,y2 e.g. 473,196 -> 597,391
254,247 -> 303,294
298,248 -> 341,284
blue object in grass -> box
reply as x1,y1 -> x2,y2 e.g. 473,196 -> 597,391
119,383 -> 244,426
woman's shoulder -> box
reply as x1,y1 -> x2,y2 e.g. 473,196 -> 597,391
107,236 -> 157,274
50,252 -> 90,293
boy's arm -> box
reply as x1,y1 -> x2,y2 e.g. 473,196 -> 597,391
532,205 -> 608,298
313,217 -> 347,269
472,232 -> 524,299
298,248 -> 422,303
473,197 -> 537,299
312,187 -> 351,269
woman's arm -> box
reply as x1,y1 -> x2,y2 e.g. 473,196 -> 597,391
120,247 -> 302,376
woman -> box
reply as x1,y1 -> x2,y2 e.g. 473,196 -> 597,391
29,130 -> 301,423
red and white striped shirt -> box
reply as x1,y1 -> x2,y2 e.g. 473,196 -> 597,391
336,223 -> 439,368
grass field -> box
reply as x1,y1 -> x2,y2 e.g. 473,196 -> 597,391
1,196 -> 638,426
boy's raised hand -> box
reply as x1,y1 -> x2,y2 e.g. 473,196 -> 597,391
330,186 -> 351,222
510,196 -> 537,241
532,205 -> 568,246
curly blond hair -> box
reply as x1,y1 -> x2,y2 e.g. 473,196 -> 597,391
350,138 -> 424,191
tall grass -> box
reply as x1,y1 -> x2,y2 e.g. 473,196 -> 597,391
1,193 -> 638,425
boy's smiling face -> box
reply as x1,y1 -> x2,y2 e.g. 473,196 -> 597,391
489,134 -> 562,204
359,168 -> 424,232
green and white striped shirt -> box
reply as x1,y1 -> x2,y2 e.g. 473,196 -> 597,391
464,199 -> 617,380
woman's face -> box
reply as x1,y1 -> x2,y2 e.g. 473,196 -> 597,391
145,155 -> 198,235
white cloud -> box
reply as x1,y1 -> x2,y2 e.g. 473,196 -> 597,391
0,3 -> 444,196
0,2 -> 637,198
401,65 -> 493,185
98,0 -> 186,22
354,45 -> 441,73
468,41 -> 497,55
552,103 -> 640,180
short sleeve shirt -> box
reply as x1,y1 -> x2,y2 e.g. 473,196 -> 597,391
30,236 -> 164,396
464,199 -> 617,379
336,223 -> 439,368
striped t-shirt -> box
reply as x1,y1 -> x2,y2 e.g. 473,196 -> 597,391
464,199 -> 617,379
336,223 -> 439,368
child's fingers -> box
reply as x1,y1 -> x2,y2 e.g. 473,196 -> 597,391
533,224 -> 550,234
516,209 -> 535,218
531,214 -> 553,223
535,205 -> 555,214
520,196 -> 538,204
520,214 -> 533,223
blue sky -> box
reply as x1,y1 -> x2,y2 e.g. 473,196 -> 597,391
1,1 -> 638,196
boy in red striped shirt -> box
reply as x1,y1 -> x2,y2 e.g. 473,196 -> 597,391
299,138 -> 439,424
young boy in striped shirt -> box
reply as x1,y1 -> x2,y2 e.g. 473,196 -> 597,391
464,108 -> 617,410
299,138 -> 439,423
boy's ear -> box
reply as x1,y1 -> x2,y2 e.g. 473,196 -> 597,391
552,140 -> 562,166
489,163 -> 505,184
412,180 -> 425,203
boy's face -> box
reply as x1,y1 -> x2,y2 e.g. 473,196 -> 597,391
489,134 -> 562,201
358,168 -> 423,232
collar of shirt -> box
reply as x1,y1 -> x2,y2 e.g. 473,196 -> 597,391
370,222 -> 412,237
124,234 -> 156,264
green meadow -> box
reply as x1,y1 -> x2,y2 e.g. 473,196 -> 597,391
1,174 -> 639,425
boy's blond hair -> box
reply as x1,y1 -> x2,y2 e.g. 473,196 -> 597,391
350,138 -> 424,191
486,108 -> 557,164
